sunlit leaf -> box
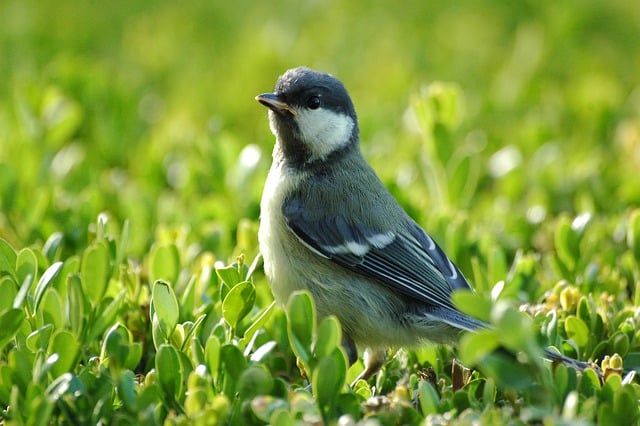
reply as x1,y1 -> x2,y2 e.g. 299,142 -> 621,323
152,280 -> 179,341
286,291 -> 315,366
314,315 -> 341,360
312,347 -> 347,411
418,380 -> 440,415
81,242 -> 111,307
42,232 -> 64,263
49,330 -> 80,378
237,365 -> 274,399
86,290 -> 126,342
216,264 -> 241,287
565,316 -> 589,348
149,243 -> 180,285
221,280 -> 255,330
33,261 -> 63,312
205,334 -> 221,379
16,248 -> 37,288
0,238 -> 18,282
156,344 -> 182,398
0,308 -> 25,351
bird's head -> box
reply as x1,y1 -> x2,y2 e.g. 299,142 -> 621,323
256,67 -> 359,167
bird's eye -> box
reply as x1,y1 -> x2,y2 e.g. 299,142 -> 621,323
307,96 -> 321,110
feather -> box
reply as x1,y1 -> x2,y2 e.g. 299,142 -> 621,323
283,196 -> 486,332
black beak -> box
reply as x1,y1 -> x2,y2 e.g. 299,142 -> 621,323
255,93 -> 297,116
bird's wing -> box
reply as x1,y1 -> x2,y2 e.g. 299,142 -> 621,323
283,198 -> 484,331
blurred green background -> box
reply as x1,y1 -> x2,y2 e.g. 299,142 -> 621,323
1,0 -> 639,261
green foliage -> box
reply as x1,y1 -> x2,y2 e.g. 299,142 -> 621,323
1,0 -> 640,424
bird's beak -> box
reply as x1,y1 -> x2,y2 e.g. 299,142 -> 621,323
255,93 -> 297,116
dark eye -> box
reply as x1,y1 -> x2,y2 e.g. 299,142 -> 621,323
307,96 -> 321,110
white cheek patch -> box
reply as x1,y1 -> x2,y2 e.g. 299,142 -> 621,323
296,108 -> 355,160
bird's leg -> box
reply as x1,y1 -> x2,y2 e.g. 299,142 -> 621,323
341,335 -> 387,384
352,348 -> 387,384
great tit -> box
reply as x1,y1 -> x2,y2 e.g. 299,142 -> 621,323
255,66 -> 596,380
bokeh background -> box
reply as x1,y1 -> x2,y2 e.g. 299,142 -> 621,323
1,0 -> 639,262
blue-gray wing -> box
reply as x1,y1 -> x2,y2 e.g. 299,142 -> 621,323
283,198 -> 485,331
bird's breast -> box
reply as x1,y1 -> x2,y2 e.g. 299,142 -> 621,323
258,161 -> 309,304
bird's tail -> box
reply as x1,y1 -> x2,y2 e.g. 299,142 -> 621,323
438,306 -> 605,377
543,348 -> 603,377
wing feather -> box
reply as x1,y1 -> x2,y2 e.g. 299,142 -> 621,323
283,197 -> 480,331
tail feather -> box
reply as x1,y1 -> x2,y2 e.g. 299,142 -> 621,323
543,348 -> 603,377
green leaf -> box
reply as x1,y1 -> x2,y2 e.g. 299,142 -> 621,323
602,373 -> 622,403
240,301 -> 275,349
205,334 -> 221,379
476,351 -> 537,391
0,308 -> 25,351
117,370 -> 138,411
608,331 -> 630,357
125,343 -> 143,371
220,344 -> 247,396
152,280 -> 179,341
40,86 -> 84,146
470,257 -> 490,294
554,216 -> 580,272
35,353 -> 61,384
216,264 -> 241,287
613,385 -> 639,423
42,232 -> 64,263
269,408 -> 295,426
0,238 -> 18,282
448,152 -> 478,207
66,274 -> 85,338
149,243 -> 180,284
220,344 -> 247,381
553,363 -> 577,403
48,330 -> 80,378
597,403 -> 616,424
286,291 -> 316,366
312,347 -> 347,411
86,290 -> 126,342
314,315 -> 341,360
486,246 -> 507,288
81,241 -> 111,307
452,290 -> 491,323
156,344 -> 182,398
626,209 -> 640,259
459,329 -> 500,366
221,280 -> 255,330
16,248 -> 37,288
482,377 -> 497,404
115,219 -> 130,267
623,352 -> 640,372
0,276 -> 18,313
14,270 -> 34,309
102,323 -> 130,369
27,324 -> 54,352
38,287 -> 63,330
418,380 -> 440,415
237,365 -> 274,399
179,275 -> 197,317
190,336 -> 205,367
578,368 -> 602,395
45,373 -> 73,403
180,314 -> 206,352
564,316 -> 589,348
33,261 -> 63,313
491,301 -> 538,357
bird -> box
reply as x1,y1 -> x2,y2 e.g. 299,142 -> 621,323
255,66 -> 598,381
